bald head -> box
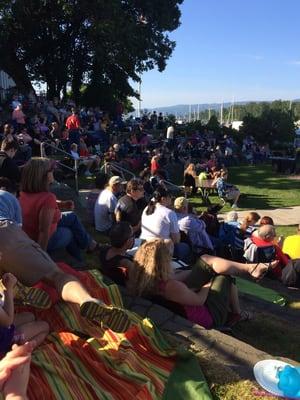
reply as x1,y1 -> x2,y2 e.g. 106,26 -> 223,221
258,224 -> 276,241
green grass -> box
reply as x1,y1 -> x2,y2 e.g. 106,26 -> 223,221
187,164 -> 300,213
233,312 -> 300,360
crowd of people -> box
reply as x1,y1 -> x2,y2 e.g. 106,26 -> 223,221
0,93 -> 299,399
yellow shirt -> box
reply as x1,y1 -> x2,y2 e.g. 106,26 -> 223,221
282,235 -> 300,259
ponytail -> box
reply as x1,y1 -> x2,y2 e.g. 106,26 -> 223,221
146,199 -> 156,215
145,186 -> 171,216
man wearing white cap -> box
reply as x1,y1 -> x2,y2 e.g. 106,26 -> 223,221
94,176 -> 123,233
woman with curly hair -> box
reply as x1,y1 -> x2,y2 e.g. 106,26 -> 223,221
128,240 -> 274,328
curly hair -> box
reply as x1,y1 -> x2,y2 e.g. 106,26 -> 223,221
128,239 -> 172,297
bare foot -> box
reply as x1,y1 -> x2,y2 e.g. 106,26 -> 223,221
249,263 -> 269,280
249,260 -> 279,280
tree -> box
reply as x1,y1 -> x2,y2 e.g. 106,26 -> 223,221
241,109 -> 295,144
0,0 -> 182,106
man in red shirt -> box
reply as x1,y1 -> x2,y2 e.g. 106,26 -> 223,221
243,224 -> 289,279
65,108 -> 81,149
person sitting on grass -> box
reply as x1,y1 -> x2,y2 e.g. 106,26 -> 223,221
70,143 -> 101,177
85,173 -> 108,226
115,178 -> 145,235
140,186 -> 191,263
258,215 -> 284,247
98,222 -> 135,285
243,224 -> 289,279
0,139 -> 21,186
19,157 -> 98,262
219,211 -> 239,247
174,197 -> 214,256
0,187 -> 130,333
282,224 -> 300,260
214,170 -> 240,208
127,240 -> 272,329
231,211 -> 260,261
94,175 -> 123,234
0,273 -> 49,356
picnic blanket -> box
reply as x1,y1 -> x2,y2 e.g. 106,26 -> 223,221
236,277 -> 287,306
15,266 -> 212,400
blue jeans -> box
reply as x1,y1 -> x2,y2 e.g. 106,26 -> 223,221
173,242 -> 191,264
47,211 -> 91,261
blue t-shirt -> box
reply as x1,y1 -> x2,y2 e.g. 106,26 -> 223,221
0,190 -> 22,225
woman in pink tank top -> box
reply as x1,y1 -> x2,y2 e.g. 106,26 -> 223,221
127,239 -> 244,329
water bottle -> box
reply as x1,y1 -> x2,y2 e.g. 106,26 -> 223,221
277,365 -> 300,398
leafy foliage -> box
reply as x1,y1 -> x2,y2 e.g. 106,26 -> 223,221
240,108 -> 295,143
0,0 -> 182,107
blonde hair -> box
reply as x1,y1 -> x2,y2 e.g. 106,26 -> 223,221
128,239 -> 172,297
240,211 -> 260,232
21,157 -> 52,193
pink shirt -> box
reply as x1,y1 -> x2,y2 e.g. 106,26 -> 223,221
159,280 -> 213,329
12,109 -> 25,124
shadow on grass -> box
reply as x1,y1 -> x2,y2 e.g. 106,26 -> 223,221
238,193 -> 295,210
230,164 -> 300,191
233,313 -> 300,361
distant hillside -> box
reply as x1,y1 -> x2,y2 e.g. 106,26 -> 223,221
143,100 -> 300,117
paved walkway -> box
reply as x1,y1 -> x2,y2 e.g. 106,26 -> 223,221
220,206 -> 300,226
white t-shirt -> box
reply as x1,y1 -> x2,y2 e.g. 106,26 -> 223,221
140,203 -> 179,240
94,189 -> 117,232
166,126 -> 174,139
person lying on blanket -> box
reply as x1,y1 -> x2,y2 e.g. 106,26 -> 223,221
0,273 -> 49,355
0,188 -> 130,333
127,240 -> 278,329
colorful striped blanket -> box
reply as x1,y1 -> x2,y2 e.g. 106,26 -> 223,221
16,269 -> 212,400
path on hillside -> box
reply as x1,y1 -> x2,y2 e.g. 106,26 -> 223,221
219,205 -> 300,225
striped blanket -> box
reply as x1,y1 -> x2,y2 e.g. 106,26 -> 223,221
16,268 -> 212,400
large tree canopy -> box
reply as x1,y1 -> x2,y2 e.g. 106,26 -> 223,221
0,0 -> 182,106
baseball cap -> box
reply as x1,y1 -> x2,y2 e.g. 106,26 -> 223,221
174,196 -> 188,210
109,176 -> 124,186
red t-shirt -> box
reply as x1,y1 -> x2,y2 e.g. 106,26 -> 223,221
65,114 -> 80,130
150,158 -> 159,174
19,192 -> 61,242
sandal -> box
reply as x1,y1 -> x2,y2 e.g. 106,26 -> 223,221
239,310 -> 253,321
226,310 -> 253,327
15,284 -> 52,309
250,260 -> 280,282
249,263 -> 270,282
80,300 -> 131,333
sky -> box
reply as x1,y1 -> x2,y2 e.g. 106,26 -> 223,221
136,0 -> 300,109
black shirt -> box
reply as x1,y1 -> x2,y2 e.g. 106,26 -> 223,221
0,152 -> 21,184
98,245 -> 133,270
115,194 -> 142,227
